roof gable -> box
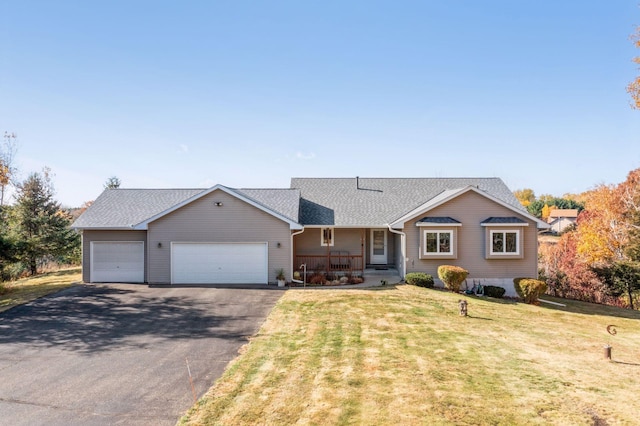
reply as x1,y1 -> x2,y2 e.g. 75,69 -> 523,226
291,177 -> 531,227
390,185 -> 548,229
72,186 -> 302,230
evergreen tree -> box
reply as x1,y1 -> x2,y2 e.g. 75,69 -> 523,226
10,169 -> 79,275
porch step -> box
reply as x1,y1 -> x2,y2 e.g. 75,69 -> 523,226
363,267 -> 399,276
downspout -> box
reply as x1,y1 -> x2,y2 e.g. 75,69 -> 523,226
290,227 -> 305,284
387,224 -> 406,280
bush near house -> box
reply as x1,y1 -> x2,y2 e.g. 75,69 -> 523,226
405,272 -> 434,288
483,285 -> 506,299
437,265 -> 469,292
514,277 -> 547,304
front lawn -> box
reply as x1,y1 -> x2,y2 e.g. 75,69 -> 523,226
0,267 -> 81,313
180,285 -> 640,425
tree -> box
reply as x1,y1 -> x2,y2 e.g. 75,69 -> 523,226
575,184 -> 628,265
541,204 -> 552,221
619,169 -> 640,261
628,26 -> 640,109
513,188 -> 535,207
10,169 -> 79,275
104,176 -> 121,189
594,261 -> 640,310
1,131 -> 18,206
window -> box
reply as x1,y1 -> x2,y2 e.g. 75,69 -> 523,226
490,230 -> 519,255
423,230 -> 453,255
320,227 -> 334,246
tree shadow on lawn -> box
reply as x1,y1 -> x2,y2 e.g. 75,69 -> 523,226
0,285 -> 271,354
451,290 -> 640,322
535,295 -> 640,320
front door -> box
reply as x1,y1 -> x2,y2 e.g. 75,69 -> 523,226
370,229 -> 387,265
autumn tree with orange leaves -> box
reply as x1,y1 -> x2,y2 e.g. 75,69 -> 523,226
628,26 -> 640,109
540,168 -> 640,309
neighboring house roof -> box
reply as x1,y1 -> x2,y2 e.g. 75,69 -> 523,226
72,186 -> 301,230
547,209 -> 579,222
291,177 -> 527,227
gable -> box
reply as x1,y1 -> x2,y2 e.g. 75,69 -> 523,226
291,177 -> 527,227
390,185 -> 547,229
73,185 -> 302,231
147,188 -> 294,233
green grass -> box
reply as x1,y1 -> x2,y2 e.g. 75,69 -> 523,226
179,285 -> 640,425
0,267 -> 81,312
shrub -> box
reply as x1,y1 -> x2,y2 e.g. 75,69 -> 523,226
309,273 -> 327,285
437,265 -> 469,292
483,285 -> 506,299
405,272 -> 434,288
513,277 -> 547,304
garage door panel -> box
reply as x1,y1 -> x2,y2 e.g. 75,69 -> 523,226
172,243 -> 267,284
91,242 -> 145,283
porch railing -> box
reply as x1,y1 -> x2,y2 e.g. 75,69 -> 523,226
295,253 -> 364,276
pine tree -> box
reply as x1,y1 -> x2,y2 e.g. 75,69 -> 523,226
11,169 -> 79,275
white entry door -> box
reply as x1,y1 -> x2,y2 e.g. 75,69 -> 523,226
370,229 -> 387,265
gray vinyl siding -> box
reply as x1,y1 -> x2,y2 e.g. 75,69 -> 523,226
147,189 -> 292,284
81,230 -> 148,283
294,228 -> 365,257
404,191 -> 538,280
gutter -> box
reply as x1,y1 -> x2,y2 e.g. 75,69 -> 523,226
387,224 -> 406,279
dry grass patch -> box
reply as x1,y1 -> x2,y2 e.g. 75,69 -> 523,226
179,285 -> 640,425
0,267 -> 81,312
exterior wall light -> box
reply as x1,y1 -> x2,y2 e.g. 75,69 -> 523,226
214,202 -> 223,206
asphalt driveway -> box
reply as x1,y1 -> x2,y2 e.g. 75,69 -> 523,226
0,284 -> 283,425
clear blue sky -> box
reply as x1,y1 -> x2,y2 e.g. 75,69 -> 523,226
2,1 -> 639,207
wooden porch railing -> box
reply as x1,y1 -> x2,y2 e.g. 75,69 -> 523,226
295,253 -> 364,276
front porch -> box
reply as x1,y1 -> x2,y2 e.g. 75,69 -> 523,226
294,252 -> 365,277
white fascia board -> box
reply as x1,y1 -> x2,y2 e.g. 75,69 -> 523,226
71,226 -> 139,231
134,184 -> 302,230
390,185 -> 549,229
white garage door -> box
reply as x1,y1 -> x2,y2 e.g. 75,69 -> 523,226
90,242 -> 145,283
171,243 -> 268,284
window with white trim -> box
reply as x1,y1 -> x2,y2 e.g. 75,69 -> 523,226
423,230 -> 453,255
490,230 -> 519,255
320,227 -> 334,246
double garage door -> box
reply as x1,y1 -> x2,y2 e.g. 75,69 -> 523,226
171,243 -> 268,284
89,241 -> 268,284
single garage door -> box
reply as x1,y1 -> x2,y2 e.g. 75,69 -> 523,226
171,242 -> 268,284
90,241 -> 145,283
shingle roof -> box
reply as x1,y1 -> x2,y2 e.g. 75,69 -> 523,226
235,188 -> 300,222
291,177 -> 525,226
71,188 -> 204,229
73,178 -> 529,230
72,187 -> 300,229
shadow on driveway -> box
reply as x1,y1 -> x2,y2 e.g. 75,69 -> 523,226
0,284 -> 283,425
0,285 -> 261,354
